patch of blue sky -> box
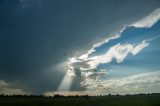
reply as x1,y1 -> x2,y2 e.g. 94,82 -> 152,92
97,58 -> 148,80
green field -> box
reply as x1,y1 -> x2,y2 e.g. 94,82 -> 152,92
0,94 -> 160,106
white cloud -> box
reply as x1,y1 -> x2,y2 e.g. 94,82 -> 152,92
131,40 -> 149,55
0,80 -> 29,95
81,71 -> 160,95
87,40 -> 149,69
130,8 -> 160,28
79,27 -> 125,60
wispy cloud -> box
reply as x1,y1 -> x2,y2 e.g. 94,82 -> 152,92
79,27 -> 125,60
81,71 -> 160,95
87,40 -> 149,69
130,8 -> 160,28
131,40 -> 149,55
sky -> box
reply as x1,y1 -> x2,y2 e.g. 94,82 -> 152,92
0,0 -> 160,95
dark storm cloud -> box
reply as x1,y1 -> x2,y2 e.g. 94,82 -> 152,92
0,0 -> 160,94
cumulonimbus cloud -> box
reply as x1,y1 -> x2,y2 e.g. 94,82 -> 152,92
60,7 -> 160,94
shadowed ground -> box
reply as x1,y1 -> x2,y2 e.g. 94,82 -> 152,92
0,93 -> 160,106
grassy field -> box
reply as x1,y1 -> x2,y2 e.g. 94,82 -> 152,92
0,94 -> 160,106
